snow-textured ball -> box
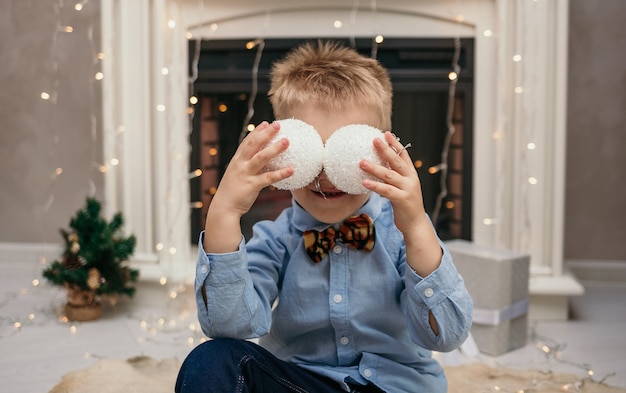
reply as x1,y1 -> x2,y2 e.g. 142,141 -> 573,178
324,124 -> 385,194
265,118 -> 325,190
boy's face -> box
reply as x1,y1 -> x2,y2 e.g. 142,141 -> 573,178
287,104 -> 381,224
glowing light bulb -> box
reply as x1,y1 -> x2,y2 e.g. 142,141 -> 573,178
169,247 -> 177,255
454,15 -> 464,22
448,71 -> 458,81
247,124 -> 255,132
527,142 -> 536,150
514,87 -> 524,94
62,26 -> 74,33
528,176 -> 538,185
94,72 -> 104,80
74,3 -> 83,11
155,242 -> 164,251
97,52 -> 105,60
161,67 -> 169,75
32,279 -> 40,287
41,92 -> 50,100
189,96 -> 198,105
483,218 -> 493,225
374,35 -> 384,44
414,160 -> 423,168
218,104 -> 228,112
156,104 -> 166,112
483,29 -> 493,37
210,23 -> 218,31
333,20 -> 343,28
110,158 -> 119,166
190,201 -> 203,209
185,31 -> 193,39
513,54 -> 522,62
167,20 -> 176,29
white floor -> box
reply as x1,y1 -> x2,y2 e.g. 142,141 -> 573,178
1,260 -> 625,393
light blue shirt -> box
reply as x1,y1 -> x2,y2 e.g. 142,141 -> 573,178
195,193 -> 472,392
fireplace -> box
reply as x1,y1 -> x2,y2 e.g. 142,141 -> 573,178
102,0 -> 577,319
189,38 -> 474,242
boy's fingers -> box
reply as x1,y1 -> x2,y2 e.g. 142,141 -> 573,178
238,121 -> 280,158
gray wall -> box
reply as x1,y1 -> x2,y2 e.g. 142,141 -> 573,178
0,0 -> 103,244
0,0 -> 624,261
564,0 -> 626,261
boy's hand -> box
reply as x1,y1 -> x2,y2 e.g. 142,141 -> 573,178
203,121 -> 294,253
360,131 -> 442,277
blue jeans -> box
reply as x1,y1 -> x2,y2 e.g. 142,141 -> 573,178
175,338 -> 385,393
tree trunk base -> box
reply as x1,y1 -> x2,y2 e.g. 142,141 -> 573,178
64,301 -> 102,321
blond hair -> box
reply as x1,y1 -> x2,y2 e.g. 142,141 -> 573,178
268,41 -> 393,130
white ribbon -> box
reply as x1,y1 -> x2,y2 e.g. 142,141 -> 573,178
472,298 -> 528,326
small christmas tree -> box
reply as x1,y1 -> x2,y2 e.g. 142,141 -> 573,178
43,198 -> 139,320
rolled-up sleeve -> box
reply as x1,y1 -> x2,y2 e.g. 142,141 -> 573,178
195,233 -> 272,339
402,243 -> 473,352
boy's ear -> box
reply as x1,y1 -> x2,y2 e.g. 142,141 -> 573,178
324,125 -> 386,195
264,118 -> 325,190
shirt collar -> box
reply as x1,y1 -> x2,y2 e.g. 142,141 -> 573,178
291,193 -> 385,233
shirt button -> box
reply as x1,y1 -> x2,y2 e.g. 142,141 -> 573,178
200,265 -> 208,274
424,288 -> 434,298
363,369 -> 372,378
340,336 -> 350,345
333,294 -> 343,303
333,245 -> 342,254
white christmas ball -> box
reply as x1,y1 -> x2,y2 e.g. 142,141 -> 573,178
324,124 -> 385,194
264,118 -> 325,190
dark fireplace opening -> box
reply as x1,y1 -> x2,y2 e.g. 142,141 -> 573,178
189,38 -> 473,243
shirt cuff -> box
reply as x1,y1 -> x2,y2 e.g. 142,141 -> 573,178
196,231 -> 247,286
405,244 -> 460,308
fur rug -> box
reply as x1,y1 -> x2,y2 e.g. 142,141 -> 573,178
49,356 -> 625,393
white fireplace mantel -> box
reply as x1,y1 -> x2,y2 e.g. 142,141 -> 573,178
100,0 -> 582,318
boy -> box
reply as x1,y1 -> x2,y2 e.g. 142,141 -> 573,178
176,41 -> 472,393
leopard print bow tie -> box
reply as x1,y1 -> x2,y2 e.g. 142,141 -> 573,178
303,213 -> 376,263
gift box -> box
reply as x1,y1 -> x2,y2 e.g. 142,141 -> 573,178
446,240 -> 530,356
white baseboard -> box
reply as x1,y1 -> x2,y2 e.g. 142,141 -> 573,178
0,242 -> 194,284
566,259 -> 626,283
0,242 -> 63,265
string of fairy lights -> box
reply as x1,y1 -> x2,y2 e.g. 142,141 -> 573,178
2,0 -> 619,391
